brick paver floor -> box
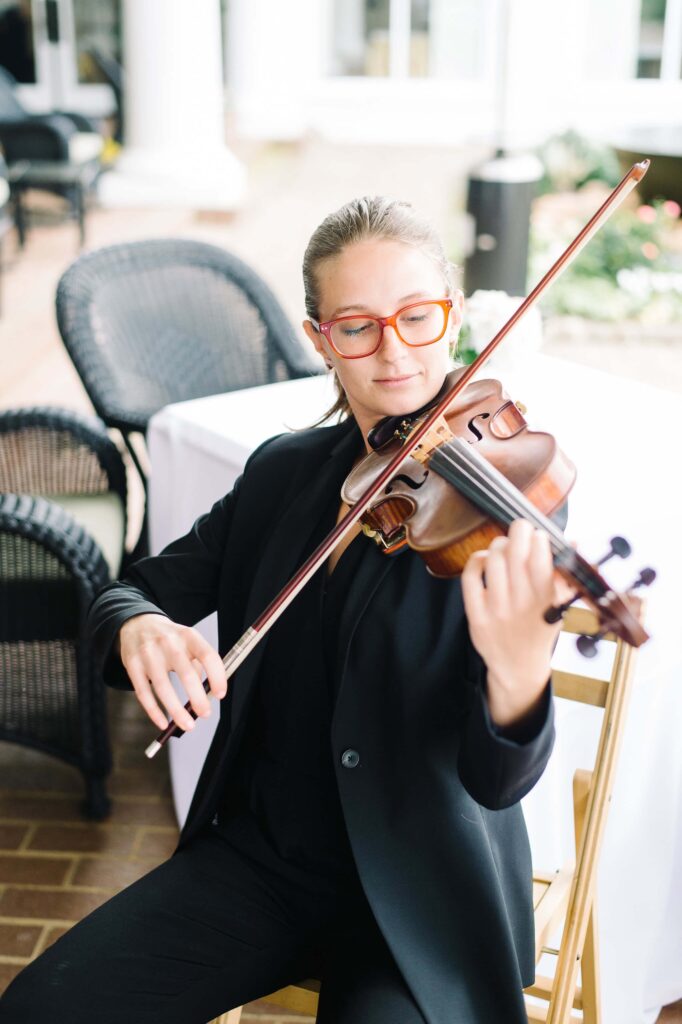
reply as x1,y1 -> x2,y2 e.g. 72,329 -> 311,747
0,690 -> 307,1022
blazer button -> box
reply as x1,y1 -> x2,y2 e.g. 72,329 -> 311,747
341,749 -> 360,768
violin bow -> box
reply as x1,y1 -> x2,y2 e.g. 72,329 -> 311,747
146,159 -> 649,758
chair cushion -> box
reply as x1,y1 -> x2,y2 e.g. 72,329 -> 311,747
44,492 -> 125,578
68,132 -> 103,165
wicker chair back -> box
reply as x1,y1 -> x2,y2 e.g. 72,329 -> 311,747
0,406 -> 127,502
56,238 -> 319,436
0,408 -> 131,817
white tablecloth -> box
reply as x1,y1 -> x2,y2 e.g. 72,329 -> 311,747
148,356 -> 682,1024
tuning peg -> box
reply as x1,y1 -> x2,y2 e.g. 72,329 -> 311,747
597,536 -> 632,566
543,590 -> 581,624
628,567 -> 656,591
576,631 -> 606,658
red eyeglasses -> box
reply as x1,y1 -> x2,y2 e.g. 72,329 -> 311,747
311,298 -> 453,359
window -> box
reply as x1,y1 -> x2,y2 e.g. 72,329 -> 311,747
330,0 -> 487,80
0,1 -> 36,83
636,0 -> 682,80
331,0 -> 390,77
637,0 -> 667,77
72,0 -> 121,85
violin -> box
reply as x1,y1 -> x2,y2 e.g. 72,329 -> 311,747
145,159 -> 654,759
342,368 -> 651,653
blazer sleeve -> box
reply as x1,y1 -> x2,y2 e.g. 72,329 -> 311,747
457,652 -> 555,810
88,482 -> 240,691
456,499 -> 569,810
89,434 -> 287,689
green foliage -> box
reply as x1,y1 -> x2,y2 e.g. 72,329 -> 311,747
536,130 -> 622,195
531,195 -> 682,322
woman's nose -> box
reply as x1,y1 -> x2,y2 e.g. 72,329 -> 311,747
379,323 -> 404,357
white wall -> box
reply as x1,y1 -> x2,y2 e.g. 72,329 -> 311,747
226,0 -> 682,146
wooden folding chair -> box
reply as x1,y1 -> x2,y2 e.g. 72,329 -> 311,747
211,599 -> 643,1024
524,600 -> 642,1024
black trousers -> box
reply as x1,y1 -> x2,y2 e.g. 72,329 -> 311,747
0,826 -> 425,1024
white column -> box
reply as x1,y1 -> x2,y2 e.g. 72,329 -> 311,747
581,0 -> 641,80
494,0 -> 588,149
389,0 -> 411,78
228,0 -> 322,140
99,0 -> 245,210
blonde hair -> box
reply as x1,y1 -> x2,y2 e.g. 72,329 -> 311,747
303,196 -> 455,424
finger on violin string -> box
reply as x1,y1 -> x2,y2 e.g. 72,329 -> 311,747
479,539 -> 510,614
551,569 -> 579,607
505,519 -> 536,592
527,528 -> 555,595
506,517 -> 536,547
461,550 -> 489,624
487,534 -> 508,550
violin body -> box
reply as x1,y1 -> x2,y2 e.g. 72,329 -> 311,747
342,372 -> 577,578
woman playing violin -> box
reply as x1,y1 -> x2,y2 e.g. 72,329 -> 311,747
1,197 -> 569,1024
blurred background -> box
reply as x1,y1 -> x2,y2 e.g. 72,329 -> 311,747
0,0 -> 681,413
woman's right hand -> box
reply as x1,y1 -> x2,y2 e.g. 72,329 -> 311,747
118,614 -> 227,732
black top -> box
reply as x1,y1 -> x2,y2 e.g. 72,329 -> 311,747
214,490 -> 372,891
87,419 -> 562,1022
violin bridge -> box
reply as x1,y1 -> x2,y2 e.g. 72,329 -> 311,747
406,415 -> 453,465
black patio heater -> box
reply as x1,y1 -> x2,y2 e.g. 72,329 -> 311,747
463,1 -> 543,296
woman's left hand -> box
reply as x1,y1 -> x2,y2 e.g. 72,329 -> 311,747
461,518 -> 575,730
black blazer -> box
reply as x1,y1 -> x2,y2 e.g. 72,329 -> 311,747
89,416 -> 559,1024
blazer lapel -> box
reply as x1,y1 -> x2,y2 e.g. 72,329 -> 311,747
331,534 -> 399,710
230,418 -> 363,725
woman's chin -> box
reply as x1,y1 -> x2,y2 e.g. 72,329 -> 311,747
373,376 -> 439,414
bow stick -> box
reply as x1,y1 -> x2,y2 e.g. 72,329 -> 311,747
145,159 -> 649,758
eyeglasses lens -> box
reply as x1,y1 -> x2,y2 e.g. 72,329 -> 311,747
330,303 -> 446,357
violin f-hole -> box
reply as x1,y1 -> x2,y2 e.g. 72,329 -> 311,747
466,412 -> 490,443
385,470 -> 429,493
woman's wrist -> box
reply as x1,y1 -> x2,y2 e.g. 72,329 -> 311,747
485,667 -> 551,730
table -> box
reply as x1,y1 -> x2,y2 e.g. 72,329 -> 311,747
8,158 -> 100,248
148,356 -> 682,1024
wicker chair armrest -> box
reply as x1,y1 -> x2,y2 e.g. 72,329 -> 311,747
213,254 -> 321,378
53,110 -> 100,134
0,493 -> 111,600
0,118 -> 72,162
0,406 -> 127,511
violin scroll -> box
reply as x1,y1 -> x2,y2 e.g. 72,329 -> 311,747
542,536 -> 656,657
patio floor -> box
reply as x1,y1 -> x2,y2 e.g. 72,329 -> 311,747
0,137 -> 680,1022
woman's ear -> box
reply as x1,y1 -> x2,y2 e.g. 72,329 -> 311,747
303,320 -> 333,369
448,290 -> 465,340
452,289 -> 465,326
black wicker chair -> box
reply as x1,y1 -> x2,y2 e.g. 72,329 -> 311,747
0,65 -> 102,159
0,67 -> 103,248
56,238 -> 321,556
0,407 -> 129,818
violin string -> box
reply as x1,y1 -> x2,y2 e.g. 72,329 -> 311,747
434,440 -> 605,598
429,439 -> 565,545
427,439 -> 597,593
430,440 -> 594,592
